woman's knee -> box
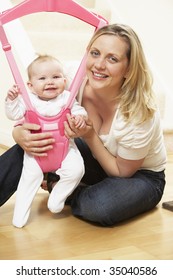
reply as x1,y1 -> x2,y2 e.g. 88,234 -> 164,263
71,194 -> 117,226
88,207 -> 116,226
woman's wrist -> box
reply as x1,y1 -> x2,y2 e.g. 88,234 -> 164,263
82,125 -> 95,141
12,125 -> 22,144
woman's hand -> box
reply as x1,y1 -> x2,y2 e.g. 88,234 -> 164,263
64,113 -> 93,139
12,123 -> 55,157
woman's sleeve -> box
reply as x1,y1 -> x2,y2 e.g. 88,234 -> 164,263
117,118 -> 156,160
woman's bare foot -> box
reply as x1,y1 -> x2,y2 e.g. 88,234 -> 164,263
41,180 -> 48,191
41,172 -> 60,193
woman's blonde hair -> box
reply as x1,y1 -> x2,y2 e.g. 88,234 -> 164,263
87,24 -> 156,124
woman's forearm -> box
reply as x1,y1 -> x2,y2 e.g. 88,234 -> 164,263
84,129 -> 144,178
83,130 -> 121,176
64,114 -> 120,176
64,114 -> 143,177
12,124 -> 55,156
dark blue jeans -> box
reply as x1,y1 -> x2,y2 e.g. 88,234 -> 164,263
0,141 -> 165,227
70,138 -> 166,226
0,144 -> 23,206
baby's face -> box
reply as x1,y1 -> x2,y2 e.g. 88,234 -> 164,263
27,60 -> 66,101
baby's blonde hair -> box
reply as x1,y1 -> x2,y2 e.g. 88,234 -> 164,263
27,54 -> 64,80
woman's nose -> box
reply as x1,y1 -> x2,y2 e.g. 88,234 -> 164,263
95,57 -> 106,69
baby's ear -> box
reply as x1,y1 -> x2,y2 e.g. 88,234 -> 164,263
27,81 -> 33,89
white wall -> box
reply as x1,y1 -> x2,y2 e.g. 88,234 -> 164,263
0,0 -> 173,147
0,0 -> 35,146
107,0 -> 173,130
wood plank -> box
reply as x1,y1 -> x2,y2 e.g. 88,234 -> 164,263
0,146 -> 173,260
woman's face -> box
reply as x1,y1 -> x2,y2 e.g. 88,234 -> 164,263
86,34 -> 129,94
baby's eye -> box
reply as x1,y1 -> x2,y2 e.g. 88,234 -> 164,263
54,75 -> 62,79
39,77 -> 45,80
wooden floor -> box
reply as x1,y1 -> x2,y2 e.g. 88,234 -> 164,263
0,146 -> 173,260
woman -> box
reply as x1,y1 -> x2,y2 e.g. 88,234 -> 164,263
0,24 -> 166,226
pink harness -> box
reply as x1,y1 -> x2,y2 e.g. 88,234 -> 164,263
0,0 -> 108,172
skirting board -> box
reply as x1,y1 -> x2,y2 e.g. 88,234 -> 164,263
0,129 -> 15,147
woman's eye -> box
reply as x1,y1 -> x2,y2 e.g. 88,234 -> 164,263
90,50 -> 99,57
108,56 -> 118,63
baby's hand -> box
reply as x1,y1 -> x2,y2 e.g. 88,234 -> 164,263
71,115 -> 86,129
6,84 -> 20,101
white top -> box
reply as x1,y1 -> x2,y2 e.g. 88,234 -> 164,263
5,90 -> 87,119
78,78 -> 167,172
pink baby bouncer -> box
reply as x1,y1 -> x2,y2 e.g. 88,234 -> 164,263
0,0 -> 108,172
